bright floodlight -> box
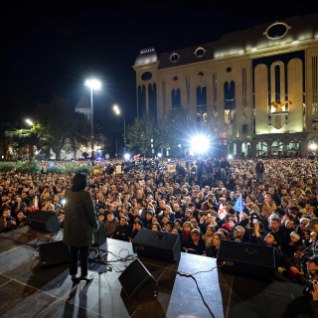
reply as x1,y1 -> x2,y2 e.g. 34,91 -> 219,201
123,153 -> 130,160
309,143 -> 318,151
85,79 -> 102,90
113,104 -> 121,116
25,118 -> 34,126
190,134 -> 210,154
157,152 -> 162,158
227,154 -> 233,160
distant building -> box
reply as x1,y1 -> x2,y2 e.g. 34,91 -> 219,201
73,95 -> 93,159
133,12 -> 318,158
75,94 -> 92,122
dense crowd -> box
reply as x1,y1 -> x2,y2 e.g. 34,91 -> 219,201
2,157 -> 318,304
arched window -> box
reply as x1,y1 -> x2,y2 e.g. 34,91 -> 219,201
272,140 -> 284,156
256,141 -> 268,157
171,89 -> 181,109
138,85 -> 146,117
224,81 -> 235,110
149,83 -> 157,123
196,86 -> 207,124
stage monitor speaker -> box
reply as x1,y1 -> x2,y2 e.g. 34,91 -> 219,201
28,211 -> 60,233
217,240 -> 276,280
38,240 -> 69,267
132,229 -> 181,263
94,222 -> 107,247
118,258 -> 158,303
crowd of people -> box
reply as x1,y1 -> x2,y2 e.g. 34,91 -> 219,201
2,156 -> 318,308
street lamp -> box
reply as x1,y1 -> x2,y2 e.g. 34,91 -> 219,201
113,104 -> 126,157
25,118 -> 34,127
24,118 -> 35,159
85,78 -> 102,160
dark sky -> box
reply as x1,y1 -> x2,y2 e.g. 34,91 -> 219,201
1,0 -> 318,131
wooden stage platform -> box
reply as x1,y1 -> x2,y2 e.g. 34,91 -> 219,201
0,226 -> 314,318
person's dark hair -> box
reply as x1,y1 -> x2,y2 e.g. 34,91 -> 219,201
71,173 -> 87,192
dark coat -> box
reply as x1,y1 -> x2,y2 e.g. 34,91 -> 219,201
63,188 -> 99,247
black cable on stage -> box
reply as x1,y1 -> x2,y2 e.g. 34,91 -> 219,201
177,271 -> 216,318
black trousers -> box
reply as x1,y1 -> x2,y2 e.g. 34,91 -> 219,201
69,246 -> 89,277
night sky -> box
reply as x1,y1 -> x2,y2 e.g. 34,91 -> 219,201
1,1 -> 318,133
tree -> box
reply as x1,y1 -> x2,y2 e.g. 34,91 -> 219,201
0,94 -> 24,160
156,109 -> 193,157
5,124 -> 42,159
33,97 -> 90,159
126,117 -> 153,156
126,110 -> 194,157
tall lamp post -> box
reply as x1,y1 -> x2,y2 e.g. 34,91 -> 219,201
85,79 -> 101,160
113,104 -> 126,156
25,118 -> 35,159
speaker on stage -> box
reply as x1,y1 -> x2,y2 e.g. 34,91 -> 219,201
217,240 -> 276,280
132,229 -> 181,263
88,223 -> 108,264
118,258 -> 158,303
38,240 -> 69,267
94,222 -> 107,247
28,211 -> 60,233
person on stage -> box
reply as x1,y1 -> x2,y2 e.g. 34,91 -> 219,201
63,172 -> 99,283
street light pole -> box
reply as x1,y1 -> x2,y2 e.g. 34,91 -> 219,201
85,79 -> 101,161
89,87 -> 95,160
123,118 -> 126,146
25,118 -> 35,159
113,104 -> 126,156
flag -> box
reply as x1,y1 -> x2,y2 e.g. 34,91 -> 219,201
133,154 -> 140,161
233,194 -> 245,213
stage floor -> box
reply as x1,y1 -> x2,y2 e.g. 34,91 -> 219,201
0,226 -> 314,318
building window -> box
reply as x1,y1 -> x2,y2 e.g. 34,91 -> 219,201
226,67 -> 232,73
196,86 -> 207,125
242,124 -> 249,135
169,52 -> 180,63
194,47 -> 206,58
312,119 -> 318,131
141,72 -> 152,81
263,22 -> 291,40
173,76 -> 178,81
224,81 -> 236,110
272,141 -> 284,156
171,89 -> 181,109
256,141 -> 268,157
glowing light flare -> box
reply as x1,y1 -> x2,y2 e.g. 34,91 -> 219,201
85,79 -> 102,90
309,143 -> 318,151
25,118 -> 34,126
190,135 -> 210,154
113,104 -> 121,116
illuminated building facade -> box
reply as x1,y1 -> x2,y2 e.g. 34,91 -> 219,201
133,12 -> 318,157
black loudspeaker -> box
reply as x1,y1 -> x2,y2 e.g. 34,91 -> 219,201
28,211 -> 60,233
217,240 -> 276,280
94,222 -> 107,247
38,241 -> 69,267
132,229 -> 181,263
118,258 -> 158,303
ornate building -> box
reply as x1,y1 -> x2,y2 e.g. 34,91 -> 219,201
133,12 -> 318,157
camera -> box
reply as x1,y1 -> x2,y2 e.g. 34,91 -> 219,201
250,212 -> 259,221
250,212 -> 260,227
